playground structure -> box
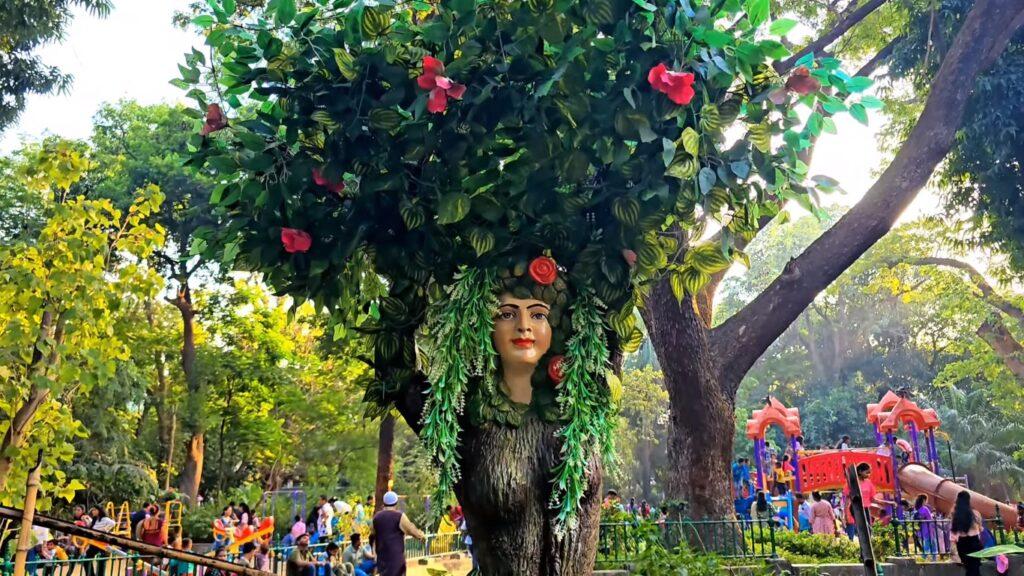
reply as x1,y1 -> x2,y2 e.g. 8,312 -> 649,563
212,516 -> 275,554
745,391 -> 1019,527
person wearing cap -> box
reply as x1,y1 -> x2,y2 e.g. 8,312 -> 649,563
372,491 -> 424,576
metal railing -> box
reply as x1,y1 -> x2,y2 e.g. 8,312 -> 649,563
889,519 -> 953,559
595,519 -> 776,568
4,531 -> 466,576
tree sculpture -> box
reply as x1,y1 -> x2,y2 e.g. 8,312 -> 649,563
180,0 -> 867,572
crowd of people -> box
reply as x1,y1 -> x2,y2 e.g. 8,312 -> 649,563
19,490 -> 453,576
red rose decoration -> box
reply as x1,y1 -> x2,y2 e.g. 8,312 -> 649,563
417,55 -> 467,114
784,66 -> 821,96
200,103 -> 227,135
647,63 -> 696,105
312,167 -> 345,195
528,256 -> 558,285
548,355 -> 565,384
281,228 -> 312,253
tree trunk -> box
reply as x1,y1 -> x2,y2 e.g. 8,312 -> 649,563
642,281 -> 734,518
455,415 -> 602,576
639,437 -> 653,503
374,413 -> 396,508
172,285 -> 204,504
179,433 -> 204,504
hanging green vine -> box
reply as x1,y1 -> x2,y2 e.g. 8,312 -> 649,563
420,267 -> 499,509
550,289 -> 613,532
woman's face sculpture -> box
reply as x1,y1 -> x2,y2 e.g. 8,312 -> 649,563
493,293 -> 552,403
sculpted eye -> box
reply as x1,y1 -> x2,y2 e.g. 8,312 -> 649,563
531,311 -> 548,321
498,310 -> 516,320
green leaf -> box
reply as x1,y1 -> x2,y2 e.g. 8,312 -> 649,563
845,76 -> 873,93
822,117 -> 838,134
769,18 -> 798,36
680,127 -> 700,156
661,138 -> 677,168
637,123 -> 657,143
632,0 -> 656,9
744,0 -> 769,27
191,15 -> 215,28
859,95 -> 884,109
222,0 -> 236,13
276,0 -> 296,25
849,103 -> 869,125
698,167 -> 717,195
333,49 -> 357,81
730,161 -> 750,179
437,192 -> 472,224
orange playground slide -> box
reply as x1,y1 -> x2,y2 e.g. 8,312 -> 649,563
897,463 -> 1018,527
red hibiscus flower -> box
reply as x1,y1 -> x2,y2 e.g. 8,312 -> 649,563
784,66 -> 821,95
548,355 -> 565,384
647,63 -> 696,105
417,55 -> 466,114
281,228 -> 312,253
312,167 -> 345,195
200,103 -> 228,135
528,256 -> 558,285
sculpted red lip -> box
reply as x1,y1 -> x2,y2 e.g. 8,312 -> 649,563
511,338 -> 534,348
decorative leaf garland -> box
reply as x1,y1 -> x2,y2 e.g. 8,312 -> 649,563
420,267 -> 499,510
550,289 -> 614,532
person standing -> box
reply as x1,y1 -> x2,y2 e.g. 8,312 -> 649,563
914,495 -> 936,558
811,492 -> 835,536
950,491 -> 984,576
795,493 -> 812,532
843,463 -> 877,539
372,491 -> 425,576
318,496 -> 335,541
137,505 -> 165,547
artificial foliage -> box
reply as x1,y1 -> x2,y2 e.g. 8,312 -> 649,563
178,0 -> 868,529
550,289 -> 614,530
420,266 -> 498,510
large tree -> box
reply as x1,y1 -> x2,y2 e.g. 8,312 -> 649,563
178,0 -> 872,572
641,0 -> 1024,518
90,100 -> 218,503
0,0 -> 112,131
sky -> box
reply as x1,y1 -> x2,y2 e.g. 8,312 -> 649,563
2,0 -> 937,220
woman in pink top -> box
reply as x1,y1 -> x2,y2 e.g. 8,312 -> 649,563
290,515 -> 306,539
811,492 -> 835,536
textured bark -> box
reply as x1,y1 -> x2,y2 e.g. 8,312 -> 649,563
374,413 -> 396,508
641,279 -> 733,518
455,416 -> 602,576
391,376 -> 602,575
179,433 -> 204,504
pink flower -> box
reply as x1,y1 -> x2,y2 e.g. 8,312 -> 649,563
647,63 -> 696,105
417,56 -> 466,114
312,167 -> 345,195
281,228 -> 312,253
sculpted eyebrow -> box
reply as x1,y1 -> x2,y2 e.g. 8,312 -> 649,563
527,303 -> 550,310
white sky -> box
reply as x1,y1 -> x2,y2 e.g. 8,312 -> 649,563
1,0 -> 941,222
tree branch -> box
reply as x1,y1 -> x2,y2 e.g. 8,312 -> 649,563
855,35 -> 902,77
712,0 -> 1024,381
976,319 -> 1024,384
900,256 -> 1024,324
775,0 -> 890,75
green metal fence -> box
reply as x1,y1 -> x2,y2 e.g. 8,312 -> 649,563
596,519 -> 776,568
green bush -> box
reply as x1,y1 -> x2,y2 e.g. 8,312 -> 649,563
751,528 -> 861,564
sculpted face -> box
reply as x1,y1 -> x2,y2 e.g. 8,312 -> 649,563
494,294 -> 552,366
493,293 -> 552,403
